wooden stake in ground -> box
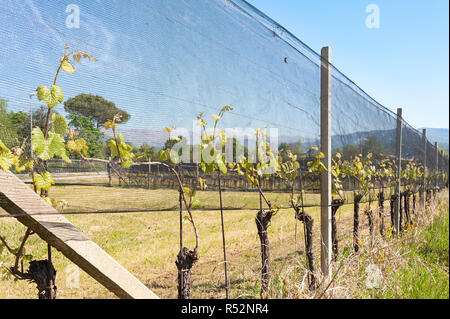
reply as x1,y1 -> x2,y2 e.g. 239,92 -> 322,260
294,208 -> 316,289
218,170 -> 230,298
255,208 -> 273,297
394,108 -> 403,237
172,163 -> 199,299
378,192 -> 385,237
320,46 -> 332,279
331,199 -> 344,261
365,209 -> 375,248
353,194 -> 363,252
390,194 -> 396,229
421,129 -> 427,211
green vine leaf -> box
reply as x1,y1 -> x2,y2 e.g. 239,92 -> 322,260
192,198 -> 202,209
216,158 -> 227,174
67,138 -> 88,156
36,85 -> 63,108
13,157 -> 33,173
0,140 -> 16,171
51,113 -> 68,136
108,133 -> 135,168
33,171 -> 55,192
198,177 -> 207,190
31,127 -> 71,163
23,254 -> 34,261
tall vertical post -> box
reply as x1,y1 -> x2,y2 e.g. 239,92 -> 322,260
422,129 -> 427,210
320,46 -> 332,278
29,92 -> 36,157
108,156 -> 112,187
394,108 -> 403,236
435,142 -> 439,189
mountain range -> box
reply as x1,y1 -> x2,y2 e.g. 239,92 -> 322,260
420,128 -> 449,151
107,127 -> 449,153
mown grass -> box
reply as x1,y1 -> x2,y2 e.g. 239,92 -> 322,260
0,185 -> 448,299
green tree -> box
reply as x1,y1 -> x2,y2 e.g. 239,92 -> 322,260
64,94 -> 130,128
8,111 -> 30,141
362,135 -> 384,158
0,99 -> 17,148
278,141 -> 302,160
291,140 -> 303,157
7,106 -> 57,143
342,144 -> 359,160
227,137 -> 248,162
163,136 -> 181,151
66,113 -> 104,158
133,143 -> 159,162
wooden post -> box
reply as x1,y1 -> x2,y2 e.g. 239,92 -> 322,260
435,142 -> 439,190
320,46 -> 332,278
147,163 -> 152,189
107,156 -> 112,187
422,129 -> 427,210
394,108 -> 403,236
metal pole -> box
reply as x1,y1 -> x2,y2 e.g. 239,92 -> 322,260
29,92 -> 36,157
320,46 -> 332,279
394,108 -> 402,236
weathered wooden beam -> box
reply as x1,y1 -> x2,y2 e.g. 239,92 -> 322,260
0,169 -> 158,299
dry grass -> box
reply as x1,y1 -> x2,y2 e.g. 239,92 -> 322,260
0,186 -> 448,299
265,192 -> 449,299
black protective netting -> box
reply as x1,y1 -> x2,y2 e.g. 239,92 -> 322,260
0,0 -> 447,214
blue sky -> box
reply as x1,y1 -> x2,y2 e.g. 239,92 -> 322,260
247,0 -> 449,129
0,0 -> 447,145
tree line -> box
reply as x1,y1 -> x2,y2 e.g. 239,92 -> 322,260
0,95 -> 160,162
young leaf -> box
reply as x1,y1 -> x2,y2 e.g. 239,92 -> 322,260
33,171 -> 55,191
32,128 -> 71,163
36,85 -> 63,108
0,140 -> 17,171
217,159 -> 227,174
192,198 -> 202,209
51,113 -> 68,136
67,138 -> 88,156
61,59 -> 76,74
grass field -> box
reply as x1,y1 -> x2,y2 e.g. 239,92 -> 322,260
0,184 -> 448,299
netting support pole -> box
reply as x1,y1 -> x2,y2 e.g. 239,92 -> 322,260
435,142 -> 439,190
422,129 -> 427,210
394,108 -> 402,237
320,46 -> 332,279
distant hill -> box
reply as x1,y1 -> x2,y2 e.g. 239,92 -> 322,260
104,127 -> 448,154
420,128 -> 449,151
105,129 -> 169,149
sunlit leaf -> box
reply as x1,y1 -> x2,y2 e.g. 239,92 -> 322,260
33,171 -> 55,191
61,58 -> 76,74
32,128 -> 71,163
36,85 -> 63,108
51,113 -> 68,136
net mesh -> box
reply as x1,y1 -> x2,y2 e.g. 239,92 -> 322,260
0,0 -> 447,215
